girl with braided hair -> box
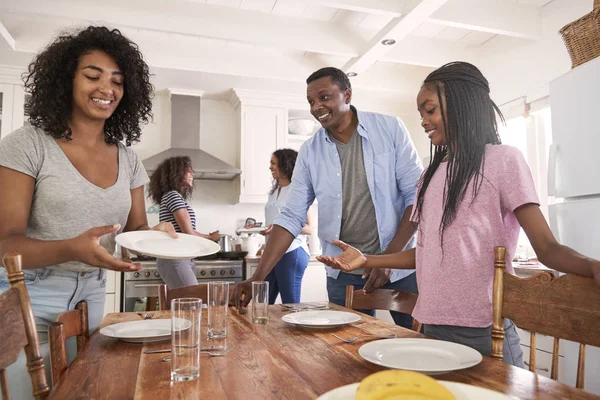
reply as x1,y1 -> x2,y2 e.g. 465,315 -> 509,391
317,61 -> 600,366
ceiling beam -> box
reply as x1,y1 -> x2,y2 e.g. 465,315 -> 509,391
300,0 -> 406,16
0,20 -> 16,50
427,0 -> 542,40
341,0 -> 448,75
381,35 -> 477,68
0,0 -> 370,57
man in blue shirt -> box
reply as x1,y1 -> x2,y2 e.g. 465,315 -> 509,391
232,67 -> 423,328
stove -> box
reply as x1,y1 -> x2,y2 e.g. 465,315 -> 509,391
122,256 -> 244,312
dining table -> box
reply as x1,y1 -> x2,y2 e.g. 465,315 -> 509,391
48,303 -> 600,400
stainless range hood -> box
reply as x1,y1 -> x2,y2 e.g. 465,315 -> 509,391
142,94 -> 241,181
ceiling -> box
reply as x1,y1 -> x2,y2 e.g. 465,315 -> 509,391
0,0 -> 558,102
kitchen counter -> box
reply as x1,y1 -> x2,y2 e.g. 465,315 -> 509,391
513,260 -> 559,278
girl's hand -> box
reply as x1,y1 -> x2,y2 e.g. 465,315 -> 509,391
71,224 -> 142,272
208,231 -> 220,242
316,240 -> 367,272
260,225 -> 273,236
152,222 -> 178,238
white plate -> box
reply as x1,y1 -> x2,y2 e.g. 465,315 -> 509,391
317,381 -> 512,400
358,338 -> 482,374
99,318 -> 191,341
281,310 -> 361,329
115,231 -> 220,260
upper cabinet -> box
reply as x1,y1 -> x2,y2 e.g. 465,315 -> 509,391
0,84 -> 25,140
230,89 -> 316,203
0,67 -> 29,140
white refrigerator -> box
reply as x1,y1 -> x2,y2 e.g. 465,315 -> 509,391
548,55 -> 600,395
548,55 -> 600,261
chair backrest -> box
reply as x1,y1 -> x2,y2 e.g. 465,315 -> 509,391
48,301 -> 89,385
491,246 -> 600,389
0,253 -> 50,400
158,284 -> 208,311
345,285 -> 421,332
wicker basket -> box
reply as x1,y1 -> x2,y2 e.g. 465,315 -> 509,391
559,1 -> 600,68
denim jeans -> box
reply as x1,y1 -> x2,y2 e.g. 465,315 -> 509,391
0,267 -> 107,399
326,271 -> 418,329
265,248 -> 310,304
424,319 -> 524,368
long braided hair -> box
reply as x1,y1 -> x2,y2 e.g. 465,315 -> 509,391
414,62 -> 504,243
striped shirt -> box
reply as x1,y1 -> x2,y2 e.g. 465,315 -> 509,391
159,190 -> 196,233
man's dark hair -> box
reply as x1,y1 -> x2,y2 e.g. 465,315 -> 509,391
306,67 -> 352,92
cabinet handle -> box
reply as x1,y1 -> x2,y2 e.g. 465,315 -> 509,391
524,361 -> 549,372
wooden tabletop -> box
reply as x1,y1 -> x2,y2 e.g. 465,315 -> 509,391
49,303 -> 599,400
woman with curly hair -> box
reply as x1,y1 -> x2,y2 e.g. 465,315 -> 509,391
258,149 -> 312,303
0,26 -> 175,396
148,156 -> 220,288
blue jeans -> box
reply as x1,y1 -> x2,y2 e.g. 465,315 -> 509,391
265,248 -> 309,304
424,319 -> 524,368
0,267 -> 107,399
327,271 -> 418,329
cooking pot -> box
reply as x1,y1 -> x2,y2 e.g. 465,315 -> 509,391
218,234 -> 233,252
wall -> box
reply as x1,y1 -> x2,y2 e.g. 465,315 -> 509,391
478,0 -> 591,105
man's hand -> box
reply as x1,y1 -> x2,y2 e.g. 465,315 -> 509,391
316,240 -> 366,272
362,268 -> 393,293
230,278 -> 255,312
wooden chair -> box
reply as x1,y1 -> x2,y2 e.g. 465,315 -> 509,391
158,284 -> 208,311
48,301 -> 89,386
0,253 -> 50,400
345,285 -> 422,332
491,246 -> 600,389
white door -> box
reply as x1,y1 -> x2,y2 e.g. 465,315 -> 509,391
549,57 -> 600,198
0,84 -> 15,140
241,105 -> 284,202
548,197 -> 600,260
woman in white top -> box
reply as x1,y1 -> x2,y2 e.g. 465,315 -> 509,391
260,149 -> 312,303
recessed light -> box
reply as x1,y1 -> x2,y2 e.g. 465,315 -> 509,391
347,71 -> 358,77
381,39 -> 396,46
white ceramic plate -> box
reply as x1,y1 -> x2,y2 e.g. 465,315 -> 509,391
358,338 -> 482,374
316,381 -> 512,400
115,231 -> 220,260
281,310 -> 361,329
99,318 -> 191,341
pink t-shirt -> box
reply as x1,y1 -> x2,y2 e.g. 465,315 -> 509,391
411,144 -> 539,327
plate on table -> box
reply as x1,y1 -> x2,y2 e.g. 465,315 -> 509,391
358,338 -> 482,374
281,310 -> 360,329
99,318 -> 191,342
115,231 -> 220,260
316,381 -> 512,400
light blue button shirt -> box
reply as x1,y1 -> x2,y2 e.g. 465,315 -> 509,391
274,106 -> 423,282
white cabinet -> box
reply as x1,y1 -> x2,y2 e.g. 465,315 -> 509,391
103,270 -> 121,316
240,105 -> 285,203
0,84 -> 25,140
230,90 -> 309,203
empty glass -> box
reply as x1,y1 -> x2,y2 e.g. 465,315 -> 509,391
207,281 -> 229,339
252,281 -> 269,324
171,298 -> 202,382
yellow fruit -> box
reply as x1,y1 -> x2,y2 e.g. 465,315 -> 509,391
355,370 -> 455,400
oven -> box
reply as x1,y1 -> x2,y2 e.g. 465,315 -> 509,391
121,258 -> 243,312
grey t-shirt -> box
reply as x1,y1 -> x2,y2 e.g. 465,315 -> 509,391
332,130 -> 381,275
0,126 -> 149,272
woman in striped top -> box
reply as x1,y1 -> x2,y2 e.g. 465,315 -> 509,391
148,156 -> 219,288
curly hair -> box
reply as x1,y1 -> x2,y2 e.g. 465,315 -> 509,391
270,148 -> 298,195
23,26 -> 154,146
148,156 -> 194,204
